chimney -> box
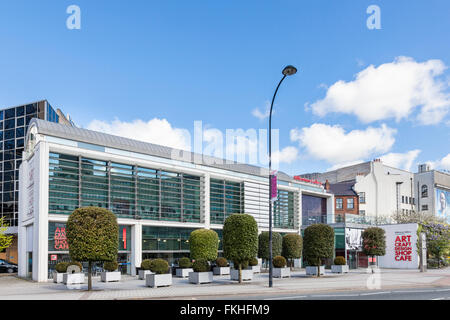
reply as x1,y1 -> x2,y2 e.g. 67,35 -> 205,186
325,180 -> 330,192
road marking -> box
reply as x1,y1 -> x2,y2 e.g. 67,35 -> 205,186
265,295 -> 307,300
360,291 -> 391,296
310,294 -> 360,298
431,297 -> 445,300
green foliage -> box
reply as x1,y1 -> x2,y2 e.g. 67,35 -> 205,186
178,257 -> 192,269
66,207 -> 119,263
223,214 -> 258,270
248,257 -> 259,267
55,262 -> 69,273
189,229 -> 219,261
258,231 -> 282,260
233,260 -> 248,270
103,261 -> 119,272
334,256 -> 346,266
192,259 -> 210,273
362,227 -> 386,257
273,256 -> 287,268
303,224 -> 335,266
141,259 -> 152,270
150,259 -> 169,274
68,261 -> 83,270
216,257 -> 228,268
421,223 -> 450,268
282,234 -> 303,259
0,217 -> 13,252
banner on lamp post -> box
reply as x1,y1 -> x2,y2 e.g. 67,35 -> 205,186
270,171 -> 278,202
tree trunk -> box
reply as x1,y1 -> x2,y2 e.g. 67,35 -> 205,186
317,258 -> 321,277
88,261 -> 92,291
239,263 -> 242,284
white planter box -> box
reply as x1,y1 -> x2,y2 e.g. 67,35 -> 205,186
138,270 -> 154,280
63,273 -> 85,285
176,268 -> 194,278
306,266 -> 325,276
53,272 -> 65,283
146,273 -> 172,288
273,267 -> 290,278
100,271 -> 121,282
331,265 -> 349,274
230,269 -> 253,281
246,265 -> 261,273
213,267 -> 230,275
189,272 -> 213,284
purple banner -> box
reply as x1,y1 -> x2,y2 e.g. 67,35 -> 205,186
270,173 -> 277,202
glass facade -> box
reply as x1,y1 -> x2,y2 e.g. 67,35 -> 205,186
302,194 -> 327,226
49,153 -> 202,222
273,189 -> 295,229
0,101 -> 60,227
210,179 -> 243,224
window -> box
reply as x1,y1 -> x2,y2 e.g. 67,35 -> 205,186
422,205 -> 428,211
347,198 -> 354,209
402,196 -> 405,204
359,192 -> 366,203
210,179 -> 243,224
273,189 -> 295,229
336,198 -> 343,209
359,210 -> 366,216
421,185 -> 428,198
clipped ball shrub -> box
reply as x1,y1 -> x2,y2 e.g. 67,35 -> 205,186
249,257 -> 258,267
192,259 -> 210,273
189,229 -> 219,261
68,261 -> 83,271
334,256 -> 346,266
273,256 -> 287,268
303,224 -> 335,267
178,257 -> 192,269
55,262 -> 69,273
141,259 -> 152,270
216,257 -> 228,268
150,259 -> 169,274
223,214 -> 258,270
103,261 -> 119,272
258,231 -> 282,260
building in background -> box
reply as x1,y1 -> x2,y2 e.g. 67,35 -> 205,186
18,119 -> 333,282
414,164 -> 450,224
0,101 -> 72,264
323,180 -> 360,223
300,159 -> 416,225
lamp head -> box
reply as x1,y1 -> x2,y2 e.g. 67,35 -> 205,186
282,65 -> 298,76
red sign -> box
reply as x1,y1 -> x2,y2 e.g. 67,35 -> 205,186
123,227 -> 127,250
293,176 -> 323,186
54,227 -> 69,250
51,255 -> 57,261
394,235 -> 412,261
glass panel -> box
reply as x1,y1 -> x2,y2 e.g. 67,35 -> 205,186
5,108 -> 15,119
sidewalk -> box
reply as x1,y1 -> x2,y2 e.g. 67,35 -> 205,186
0,268 -> 448,300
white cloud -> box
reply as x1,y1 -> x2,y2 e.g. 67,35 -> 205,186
310,57 -> 450,125
327,160 -> 366,171
427,153 -> 450,171
272,146 -> 299,164
87,118 -> 191,151
379,149 -> 421,171
252,101 -> 272,120
290,123 -> 396,164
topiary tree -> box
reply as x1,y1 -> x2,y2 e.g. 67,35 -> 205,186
216,257 -> 228,268
150,259 -> 169,274
223,214 -> 258,283
104,261 -> 119,272
248,257 -> 258,267
303,224 -> 334,277
258,231 -> 282,268
141,259 -> 152,270
273,256 -> 287,268
282,233 -> 303,270
55,262 -> 69,273
334,256 -> 346,266
362,227 -> 386,268
189,229 -> 219,262
192,259 -> 210,273
178,257 -> 192,269
66,207 -> 119,291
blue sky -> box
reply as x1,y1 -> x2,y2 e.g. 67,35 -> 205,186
0,0 -> 449,176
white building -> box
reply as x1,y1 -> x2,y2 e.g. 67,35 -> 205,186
18,119 -> 334,282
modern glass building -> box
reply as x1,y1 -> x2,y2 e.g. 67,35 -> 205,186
18,119 -> 334,282
0,101 -> 72,265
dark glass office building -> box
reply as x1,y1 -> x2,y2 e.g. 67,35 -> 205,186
0,100 -> 70,228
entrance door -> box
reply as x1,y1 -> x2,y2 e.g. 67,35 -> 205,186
27,252 -> 33,279
118,253 -> 131,275
347,251 -> 357,269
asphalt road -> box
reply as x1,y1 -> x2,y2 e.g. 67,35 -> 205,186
202,286 -> 450,300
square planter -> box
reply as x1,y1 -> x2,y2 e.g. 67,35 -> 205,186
53,272 -> 65,283
139,269 -> 154,280
246,265 -> 261,273
230,269 -> 253,281
146,273 -> 172,288
306,266 -> 325,276
63,273 -> 85,285
331,265 -> 349,274
273,267 -> 290,278
189,272 -> 213,284
100,271 -> 121,282
213,267 -> 230,275
176,268 -> 194,278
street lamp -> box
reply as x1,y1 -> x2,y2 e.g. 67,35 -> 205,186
268,65 -> 297,288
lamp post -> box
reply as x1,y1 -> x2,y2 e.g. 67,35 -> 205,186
268,65 -> 297,288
